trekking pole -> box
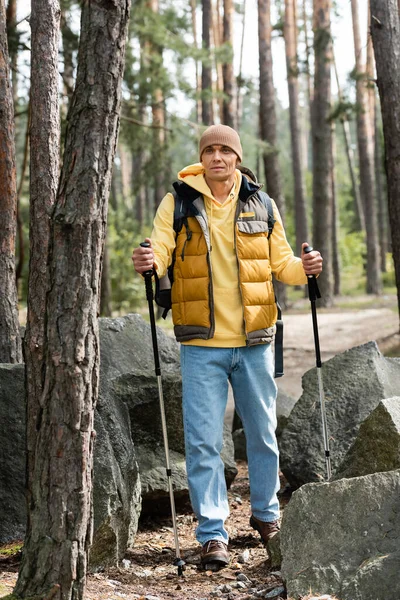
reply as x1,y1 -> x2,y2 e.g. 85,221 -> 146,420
140,242 -> 185,576
303,245 -> 332,481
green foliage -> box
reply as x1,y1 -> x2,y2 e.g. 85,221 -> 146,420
107,209 -> 150,314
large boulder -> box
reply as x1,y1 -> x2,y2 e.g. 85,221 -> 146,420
281,470 -> 400,599
99,313 -> 180,379
0,362 -> 142,567
91,392 -> 141,568
0,364 -> 26,543
279,342 -> 400,487
334,396 -> 400,479
104,370 -> 237,513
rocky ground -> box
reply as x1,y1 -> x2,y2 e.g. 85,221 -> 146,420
0,463 -> 337,600
1,296 -> 397,600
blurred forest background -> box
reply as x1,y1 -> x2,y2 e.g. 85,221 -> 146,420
3,0 -> 397,320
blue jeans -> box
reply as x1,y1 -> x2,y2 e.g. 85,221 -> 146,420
180,344 -> 280,545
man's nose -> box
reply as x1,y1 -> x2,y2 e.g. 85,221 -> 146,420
213,150 -> 222,160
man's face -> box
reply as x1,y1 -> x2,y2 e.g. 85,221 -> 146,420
201,145 -> 238,183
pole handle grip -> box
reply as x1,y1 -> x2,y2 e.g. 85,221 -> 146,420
303,245 -> 321,300
140,241 -> 153,279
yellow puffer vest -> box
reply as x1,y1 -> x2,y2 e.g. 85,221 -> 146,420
171,175 -> 277,346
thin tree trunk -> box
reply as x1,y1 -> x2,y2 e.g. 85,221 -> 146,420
258,0 -> 287,308
60,0 -> 76,108
6,0 -> 17,105
375,108 -> 387,273
222,0 -> 235,127
284,0 -> 309,257
333,52 -> 365,232
0,0 -> 22,363
312,0 -> 333,307
202,0 -> 213,125
236,0 -> 246,130
351,0 -> 381,294
15,97 -> 31,285
211,0 -> 224,120
331,123 -> 340,296
302,0 -> 313,172
190,0 -> 201,124
370,0 -> 400,324
15,0 -> 131,597
100,239 -> 112,316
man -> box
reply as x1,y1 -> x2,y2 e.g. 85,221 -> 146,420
132,124 -> 323,569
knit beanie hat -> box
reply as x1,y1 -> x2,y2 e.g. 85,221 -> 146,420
199,124 -> 243,163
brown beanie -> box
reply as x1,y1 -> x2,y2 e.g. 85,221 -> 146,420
199,124 -> 243,163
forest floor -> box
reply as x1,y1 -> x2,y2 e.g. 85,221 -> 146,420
1,294 -> 398,600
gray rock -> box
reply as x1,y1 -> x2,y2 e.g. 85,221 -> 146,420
281,470 -> 400,599
0,364 -> 26,543
91,393 -> 141,568
99,314 -> 180,380
279,342 -> 400,487
334,396 -> 400,479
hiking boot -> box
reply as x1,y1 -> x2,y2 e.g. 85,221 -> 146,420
201,540 -> 229,569
249,515 -> 280,544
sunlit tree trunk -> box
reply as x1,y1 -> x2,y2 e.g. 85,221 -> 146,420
331,123 -> 340,296
351,0 -> 381,294
332,52 -> 365,232
284,0 -> 309,257
236,0 -> 246,130
0,0 -> 22,363
15,0 -> 130,597
190,0 -> 201,124
370,0 -> 400,325
222,0 -> 235,127
258,0 -> 287,308
202,0 -> 213,124
312,0 -> 333,307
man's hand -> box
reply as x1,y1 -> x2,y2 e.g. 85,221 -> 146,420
131,237 -> 155,274
301,242 -> 323,275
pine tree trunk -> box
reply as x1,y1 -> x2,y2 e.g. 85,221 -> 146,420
375,111 -> 388,273
190,0 -> 201,124
258,0 -> 285,215
236,0 -> 246,130
370,0 -> 400,325
258,0 -> 287,308
332,54 -> 365,232
284,0 -> 309,257
15,0 -> 130,597
202,0 -> 213,125
331,123 -> 340,296
222,0 -> 235,128
0,0 -> 22,363
312,0 -> 333,307
21,3 -> 60,574
6,0 -> 17,105
351,0 -> 381,294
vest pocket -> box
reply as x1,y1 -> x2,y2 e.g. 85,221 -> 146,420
236,220 -> 269,235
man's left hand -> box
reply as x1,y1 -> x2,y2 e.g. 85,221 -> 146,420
301,242 -> 323,275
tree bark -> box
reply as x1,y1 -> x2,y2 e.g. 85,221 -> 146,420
202,0 -> 213,125
15,0 -> 131,597
312,0 -> 333,307
6,0 -> 17,105
331,123 -> 340,296
258,0 -> 287,308
222,0 -> 235,127
284,0 -> 309,257
236,0 -> 246,130
190,0 -> 201,124
351,0 -> 381,294
370,0 -> 400,325
0,0 -> 22,363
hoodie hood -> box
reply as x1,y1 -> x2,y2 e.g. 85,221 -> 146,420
177,162 -> 243,200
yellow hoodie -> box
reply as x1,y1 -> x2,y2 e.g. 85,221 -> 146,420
151,163 -> 306,347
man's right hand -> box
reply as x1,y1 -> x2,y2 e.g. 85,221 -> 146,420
131,237 -> 155,274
